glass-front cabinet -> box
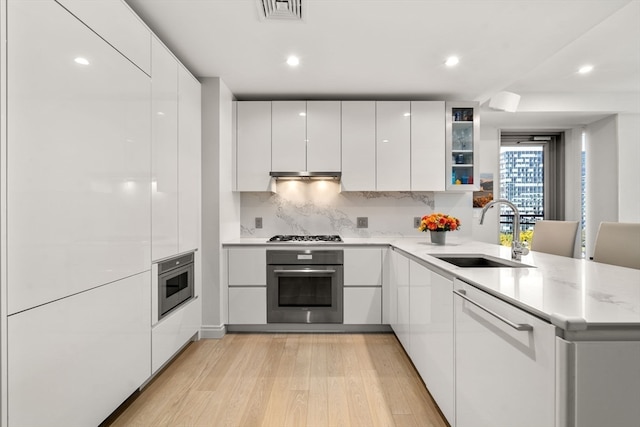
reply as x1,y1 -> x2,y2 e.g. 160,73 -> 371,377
446,102 -> 479,190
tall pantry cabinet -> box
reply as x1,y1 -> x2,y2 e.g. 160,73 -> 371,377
1,1 -> 202,426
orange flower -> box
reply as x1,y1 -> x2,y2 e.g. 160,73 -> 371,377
417,213 -> 461,232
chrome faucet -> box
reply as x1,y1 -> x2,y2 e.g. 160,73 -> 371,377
480,199 -> 530,261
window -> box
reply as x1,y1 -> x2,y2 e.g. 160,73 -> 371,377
499,132 -> 564,246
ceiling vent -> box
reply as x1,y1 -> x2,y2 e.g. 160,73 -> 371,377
258,0 -> 303,20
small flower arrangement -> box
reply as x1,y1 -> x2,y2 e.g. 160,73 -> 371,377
418,213 -> 461,232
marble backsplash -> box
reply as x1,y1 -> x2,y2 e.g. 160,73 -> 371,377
240,180 -> 472,238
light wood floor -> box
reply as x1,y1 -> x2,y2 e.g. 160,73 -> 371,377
105,333 -> 449,427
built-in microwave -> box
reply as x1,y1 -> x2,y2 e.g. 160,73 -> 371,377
158,252 -> 194,320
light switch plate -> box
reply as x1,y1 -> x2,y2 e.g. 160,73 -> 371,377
255,217 -> 263,229
357,217 -> 368,228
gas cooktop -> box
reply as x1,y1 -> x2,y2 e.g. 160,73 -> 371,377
267,235 -> 343,243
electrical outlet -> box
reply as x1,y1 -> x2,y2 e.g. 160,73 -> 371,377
414,217 -> 422,228
255,217 -> 263,229
357,217 -> 368,228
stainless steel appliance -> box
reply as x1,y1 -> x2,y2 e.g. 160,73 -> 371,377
267,249 -> 343,323
267,234 -> 343,243
158,252 -> 194,320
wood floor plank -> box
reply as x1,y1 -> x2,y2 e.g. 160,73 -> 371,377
307,376 -> 329,426
105,333 -> 450,427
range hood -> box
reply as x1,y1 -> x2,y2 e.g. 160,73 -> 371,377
269,171 -> 341,180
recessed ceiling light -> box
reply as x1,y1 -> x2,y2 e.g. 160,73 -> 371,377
403,112 -> 411,117
578,64 -> 594,74
445,56 -> 459,67
287,56 -> 300,67
74,57 -> 90,65
299,112 -> 306,117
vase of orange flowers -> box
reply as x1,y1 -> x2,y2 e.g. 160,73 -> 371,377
418,212 -> 461,245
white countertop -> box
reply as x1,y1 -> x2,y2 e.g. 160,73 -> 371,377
223,236 -> 640,329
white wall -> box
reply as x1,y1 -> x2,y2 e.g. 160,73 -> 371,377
473,123 -> 500,244
201,77 -> 238,338
617,113 -> 640,223
586,115 -> 618,257
563,127 -> 584,223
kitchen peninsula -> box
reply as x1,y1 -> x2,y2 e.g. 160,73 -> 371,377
223,237 -> 640,427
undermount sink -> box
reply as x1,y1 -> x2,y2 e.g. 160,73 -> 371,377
430,253 -> 533,268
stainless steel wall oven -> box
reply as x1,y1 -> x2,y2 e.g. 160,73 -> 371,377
267,249 -> 344,323
158,252 -> 194,320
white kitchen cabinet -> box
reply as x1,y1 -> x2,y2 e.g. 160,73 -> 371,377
7,0 -> 151,314
341,101 -> 376,191
236,101 -> 273,191
272,100 -> 307,172
228,287 -> 267,324
410,101 -> 446,191
55,0 -> 151,74
344,287 -> 382,324
8,272 -> 151,427
555,338 -> 640,427
306,101 -> 342,171
343,248 -> 383,325
388,249 -> 411,351
151,36 -> 179,261
152,297 -> 201,373
271,100 -> 341,173
409,260 -> 454,424
227,248 -> 267,324
228,247 -> 267,286
446,101 -> 480,190
376,101 -> 411,191
454,279 -> 555,427
177,65 -> 201,254
344,247 -> 382,286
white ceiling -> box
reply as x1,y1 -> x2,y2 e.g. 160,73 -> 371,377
125,0 -> 640,126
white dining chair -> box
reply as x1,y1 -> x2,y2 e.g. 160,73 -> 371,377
530,220 -> 580,258
592,222 -> 640,269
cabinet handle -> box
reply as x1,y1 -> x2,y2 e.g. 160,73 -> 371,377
454,289 -> 533,332
273,269 -> 336,274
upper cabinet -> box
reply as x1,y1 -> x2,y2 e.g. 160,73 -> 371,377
341,101 -> 376,191
376,101 -> 411,191
177,66 -> 201,254
55,0 -> 151,74
235,99 -> 469,192
7,0 -> 151,314
236,101 -> 273,191
446,101 -> 480,191
151,38 -> 202,261
306,101 -> 342,171
271,101 -> 307,172
151,37 -> 179,261
271,100 -> 341,172
411,101 -> 446,191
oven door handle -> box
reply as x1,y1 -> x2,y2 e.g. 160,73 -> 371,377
273,269 -> 336,274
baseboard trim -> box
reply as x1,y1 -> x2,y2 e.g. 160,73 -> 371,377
226,324 -> 393,333
200,324 -> 226,339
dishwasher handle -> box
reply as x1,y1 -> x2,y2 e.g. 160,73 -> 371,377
454,289 -> 533,332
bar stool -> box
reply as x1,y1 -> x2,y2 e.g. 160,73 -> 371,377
530,220 -> 580,258
593,222 -> 640,269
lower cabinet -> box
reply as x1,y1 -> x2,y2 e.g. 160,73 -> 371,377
409,260 -> 454,424
557,338 -> 640,427
454,279 -> 555,427
8,273 -> 151,427
228,287 -> 267,324
152,297 -> 201,373
343,287 -> 382,324
344,247 -> 383,324
388,248 -> 411,352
